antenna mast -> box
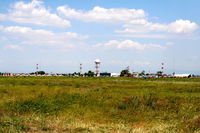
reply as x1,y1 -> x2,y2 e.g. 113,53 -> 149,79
161,62 -> 164,75
36,64 -> 39,76
80,63 -> 82,75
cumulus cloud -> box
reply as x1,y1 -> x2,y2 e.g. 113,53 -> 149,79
118,19 -> 198,34
0,25 -> 88,48
1,0 -> 197,37
0,0 -> 70,27
167,20 -> 198,33
94,40 -> 163,50
57,6 -> 146,23
1,26 -> 88,39
57,5 -> 198,38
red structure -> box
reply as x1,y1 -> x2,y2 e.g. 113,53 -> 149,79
95,59 -> 101,77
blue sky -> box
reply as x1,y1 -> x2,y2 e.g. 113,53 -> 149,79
0,0 -> 200,74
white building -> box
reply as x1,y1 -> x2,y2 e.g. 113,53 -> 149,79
111,73 -> 120,77
174,74 -> 191,78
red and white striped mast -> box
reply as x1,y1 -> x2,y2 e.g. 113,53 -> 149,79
95,59 -> 101,77
80,63 -> 82,75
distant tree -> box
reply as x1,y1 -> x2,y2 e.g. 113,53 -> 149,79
139,70 -> 145,76
84,72 -> 88,77
72,72 -> 77,76
68,73 -> 73,77
76,72 -> 81,76
157,71 -> 163,77
62,74 -> 68,76
30,71 -> 45,75
120,67 -> 131,77
77,72 -> 83,77
87,70 -> 95,77
71,72 -> 81,77
172,72 -> 175,76
36,71 -> 45,75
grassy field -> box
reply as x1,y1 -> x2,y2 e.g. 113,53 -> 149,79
0,77 -> 200,133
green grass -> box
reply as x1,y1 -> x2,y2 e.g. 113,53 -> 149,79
0,77 -> 200,132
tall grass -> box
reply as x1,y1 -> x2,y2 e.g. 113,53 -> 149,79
0,77 -> 200,132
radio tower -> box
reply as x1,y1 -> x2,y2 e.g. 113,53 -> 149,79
95,59 -> 101,77
80,63 -> 82,75
161,62 -> 164,75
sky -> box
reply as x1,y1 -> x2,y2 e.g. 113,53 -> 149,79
0,0 -> 200,74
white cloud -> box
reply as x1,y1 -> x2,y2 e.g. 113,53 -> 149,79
1,0 -> 70,27
1,0 -> 197,38
57,5 -> 198,38
118,19 -> 198,34
94,40 -> 163,50
0,25 -> 88,49
2,26 -> 88,39
117,33 -> 169,39
57,6 -> 146,23
167,20 -> 198,33
4,44 -> 23,51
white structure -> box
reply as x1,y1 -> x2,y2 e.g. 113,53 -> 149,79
80,63 -> 82,75
174,74 -> 191,78
161,62 -> 164,74
95,59 -> 101,77
111,73 -> 120,77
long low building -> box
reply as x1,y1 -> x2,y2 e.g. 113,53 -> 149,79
174,74 -> 192,78
111,73 -> 120,77
99,72 -> 120,77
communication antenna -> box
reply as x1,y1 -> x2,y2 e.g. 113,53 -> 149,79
80,63 -> 82,75
161,62 -> 164,75
36,64 -> 39,75
95,59 -> 101,77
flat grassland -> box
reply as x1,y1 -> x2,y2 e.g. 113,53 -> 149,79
0,77 -> 200,133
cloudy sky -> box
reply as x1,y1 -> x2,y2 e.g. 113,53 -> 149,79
0,0 -> 200,74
